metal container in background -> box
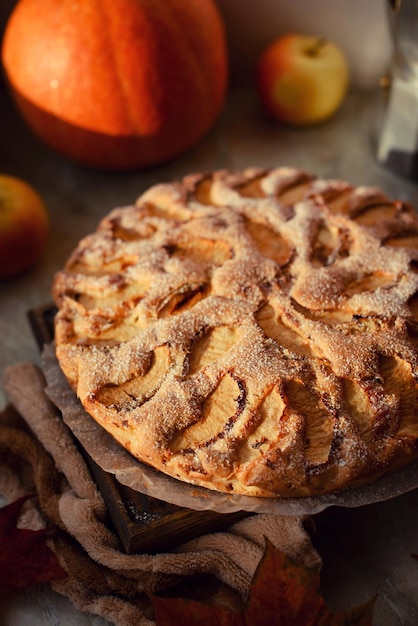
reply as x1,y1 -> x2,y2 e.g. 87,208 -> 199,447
377,0 -> 418,179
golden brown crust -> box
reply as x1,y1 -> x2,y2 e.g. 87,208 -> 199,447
52,167 -> 418,497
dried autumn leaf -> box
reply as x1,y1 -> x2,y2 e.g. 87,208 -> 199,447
0,495 -> 67,589
150,538 -> 375,626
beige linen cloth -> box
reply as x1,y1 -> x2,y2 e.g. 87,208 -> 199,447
0,362 -> 319,626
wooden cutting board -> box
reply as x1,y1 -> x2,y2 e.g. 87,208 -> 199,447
28,304 -> 249,554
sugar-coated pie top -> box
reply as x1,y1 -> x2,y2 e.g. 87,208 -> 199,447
52,167 -> 418,498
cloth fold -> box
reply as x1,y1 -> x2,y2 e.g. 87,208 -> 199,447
1,362 -> 319,626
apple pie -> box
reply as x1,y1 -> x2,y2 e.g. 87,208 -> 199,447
52,167 -> 418,497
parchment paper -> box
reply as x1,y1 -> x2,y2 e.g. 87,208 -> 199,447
42,344 -> 418,516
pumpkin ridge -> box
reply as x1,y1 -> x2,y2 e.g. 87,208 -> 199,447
159,0 -> 215,125
168,0 -> 227,115
99,0 -> 163,136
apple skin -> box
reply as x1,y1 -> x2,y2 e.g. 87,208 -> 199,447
257,34 -> 349,126
0,174 -> 49,279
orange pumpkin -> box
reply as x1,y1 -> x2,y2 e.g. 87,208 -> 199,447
1,0 -> 228,170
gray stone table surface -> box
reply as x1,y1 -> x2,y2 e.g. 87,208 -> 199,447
1,82 -> 418,625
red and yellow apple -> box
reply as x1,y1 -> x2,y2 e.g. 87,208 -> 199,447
0,174 -> 49,279
257,34 -> 350,126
